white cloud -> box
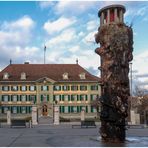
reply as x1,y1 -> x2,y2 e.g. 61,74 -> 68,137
46,28 -> 76,46
55,1 -> 98,15
86,20 -> 98,31
39,1 -> 54,9
0,16 -> 35,46
83,30 -> 97,44
68,45 -> 80,53
43,16 -> 76,35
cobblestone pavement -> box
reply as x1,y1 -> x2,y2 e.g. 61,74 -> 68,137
0,124 -> 148,147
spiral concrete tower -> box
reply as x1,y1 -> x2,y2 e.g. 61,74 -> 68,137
95,4 -> 133,142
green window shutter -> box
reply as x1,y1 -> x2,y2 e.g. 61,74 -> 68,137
62,106 -> 64,113
77,106 -> 79,113
90,95 -> 92,101
59,95 -> 61,101
2,96 -> 3,101
68,86 -> 70,91
34,86 -> 36,91
68,95 -> 70,101
17,95 -> 19,101
86,95 -> 88,101
17,106 -> 19,113
77,95 -> 79,101
47,86 -> 49,91
60,106 -> 61,113
26,107 -> 28,113
34,96 -> 37,103
62,86 -> 64,90
53,95 -> 55,101
80,95 -> 82,101
91,106 -> 93,113
71,106 -> 73,113
86,106 -> 88,113
41,86 -> 43,91
62,95 -> 64,101
68,106 -> 71,113
47,95 -> 49,101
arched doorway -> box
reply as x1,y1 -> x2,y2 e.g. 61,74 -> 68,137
42,104 -> 48,116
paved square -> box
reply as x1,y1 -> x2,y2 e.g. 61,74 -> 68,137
0,124 -> 148,147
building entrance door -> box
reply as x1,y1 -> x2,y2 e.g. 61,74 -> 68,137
42,104 -> 48,116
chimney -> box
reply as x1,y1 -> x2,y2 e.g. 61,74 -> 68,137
24,62 -> 29,64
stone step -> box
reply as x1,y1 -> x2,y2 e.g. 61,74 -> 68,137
38,116 -> 53,124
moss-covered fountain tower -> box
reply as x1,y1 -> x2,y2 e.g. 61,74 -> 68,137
95,4 -> 133,142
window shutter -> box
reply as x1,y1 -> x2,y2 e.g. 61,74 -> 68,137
17,106 -> 19,113
77,95 -> 79,101
53,95 -> 55,101
17,95 -> 19,101
68,106 -> 70,113
41,86 -> 43,91
68,95 -> 70,101
62,95 -> 64,101
47,95 -> 49,101
34,86 -> 36,91
11,107 -> 13,113
91,106 -> 93,113
47,86 -> 49,91
86,95 -> 88,101
2,86 -> 4,91
62,106 -> 64,113
59,106 -> 61,113
86,106 -> 88,113
77,106 -> 79,113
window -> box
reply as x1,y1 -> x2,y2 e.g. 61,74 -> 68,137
80,85 -> 87,91
91,94 -> 97,101
80,95 -> 87,101
71,95 -> 77,101
11,86 -> 18,91
3,95 -> 9,102
54,85 -> 61,91
21,86 -> 27,91
64,95 -> 68,101
21,95 -> 26,102
42,86 -> 48,91
30,86 -> 36,91
22,107 -> 26,114
4,107 -> 8,113
12,95 -> 17,102
73,106 -> 77,113
2,86 -> 9,91
3,73 -> 9,79
65,106 -> 68,113
54,95 -> 60,102
12,106 -> 17,113
62,85 -> 69,91
91,85 -> 98,90
79,73 -> 86,79
91,106 -> 97,113
71,86 -> 78,91
21,72 -> 26,80
63,73 -> 68,79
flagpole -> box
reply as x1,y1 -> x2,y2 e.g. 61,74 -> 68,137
44,45 -> 46,64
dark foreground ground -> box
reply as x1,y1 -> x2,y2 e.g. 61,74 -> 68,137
0,123 -> 148,147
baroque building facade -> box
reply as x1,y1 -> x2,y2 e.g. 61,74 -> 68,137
0,63 -> 101,120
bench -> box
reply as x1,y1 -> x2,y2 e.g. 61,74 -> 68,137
81,121 -> 96,128
11,120 -> 26,128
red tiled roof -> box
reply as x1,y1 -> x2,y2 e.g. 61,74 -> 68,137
0,64 -> 100,82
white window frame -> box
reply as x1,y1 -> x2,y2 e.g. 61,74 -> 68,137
21,86 -> 27,91
3,95 -> 9,102
13,106 -> 17,113
22,107 -> 26,114
21,95 -> 26,102
30,86 -> 35,91
3,86 -> 9,91
12,95 -> 17,102
4,107 -> 8,113
11,86 -> 18,91
65,106 -> 68,113
42,86 -> 48,91
54,85 -> 60,91
55,95 -> 60,101
73,106 -> 77,113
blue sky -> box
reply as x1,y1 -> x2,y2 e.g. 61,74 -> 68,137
0,1 -> 148,91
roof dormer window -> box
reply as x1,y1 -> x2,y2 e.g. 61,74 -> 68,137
79,72 -> 86,79
63,72 -> 68,80
21,72 -> 26,80
3,73 -> 9,80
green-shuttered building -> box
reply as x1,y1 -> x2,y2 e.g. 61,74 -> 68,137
0,63 -> 101,120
